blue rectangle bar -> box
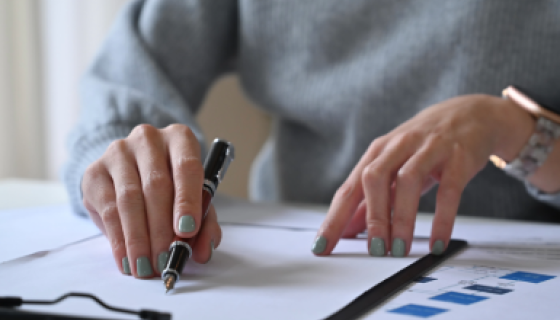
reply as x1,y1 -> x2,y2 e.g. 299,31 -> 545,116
430,292 -> 488,305
389,304 -> 448,318
464,284 -> 512,295
500,271 -> 556,283
416,277 -> 437,283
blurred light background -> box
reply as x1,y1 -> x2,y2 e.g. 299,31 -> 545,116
0,0 -> 270,199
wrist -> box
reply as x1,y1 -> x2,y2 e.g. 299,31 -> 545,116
490,95 -> 536,162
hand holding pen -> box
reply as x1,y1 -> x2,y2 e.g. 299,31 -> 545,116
81,124 -> 231,279
162,139 -> 234,292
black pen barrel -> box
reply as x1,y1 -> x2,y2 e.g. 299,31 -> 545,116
162,241 -> 192,281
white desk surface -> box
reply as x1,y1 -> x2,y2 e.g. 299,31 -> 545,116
0,179 -> 560,319
2,179 -> 560,320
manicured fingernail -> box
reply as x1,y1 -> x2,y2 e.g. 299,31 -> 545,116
122,257 -> 131,275
432,240 -> 445,255
137,256 -> 153,277
157,252 -> 169,274
311,236 -> 327,254
391,238 -> 406,257
204,239 -> 215,264
178,215 -> 196,233
369,238 -> 386,257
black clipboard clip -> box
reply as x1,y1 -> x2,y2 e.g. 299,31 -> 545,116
0,292 -> 171,320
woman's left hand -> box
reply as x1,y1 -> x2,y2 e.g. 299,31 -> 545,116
313,94 -> 534,257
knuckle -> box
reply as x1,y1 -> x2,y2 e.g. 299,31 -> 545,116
116,184 -> 143,206
452,142 -> 467,158
451,143 -> 480,173
166,124 -> 195,139
335,182 -> 355,201
367,136 -> 386,154
130,124 -> 158,139
174,156 -> 203,177
366,214 -> 389,229
96,187 -> 116,205
397,131 -> 422,146
142,170 -> 172,194
129,125 -> 162,149
361,165 -> 385,186
106,139 -> 127,157
396,168 -> 418,186
425,134 -> 446,150
100,203 -> 119,225
83,161 -> 104,184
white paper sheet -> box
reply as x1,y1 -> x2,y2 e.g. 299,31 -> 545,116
3,195 -> 559,319
0,204 -> 101,263
414,214 -> 560,243
364,239 -> 560,319
0,226 -> 429,320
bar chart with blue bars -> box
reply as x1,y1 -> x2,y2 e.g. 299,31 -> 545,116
389,304 -> 448,318
382,265 -> 556,318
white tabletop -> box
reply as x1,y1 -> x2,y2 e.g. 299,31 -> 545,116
0,178 -> 68,210
1,179 -> 560,320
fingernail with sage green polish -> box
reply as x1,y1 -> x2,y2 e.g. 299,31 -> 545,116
391,238 -> 406,257
178,215 -> 196,233
311,236 -> 327,254
369,238 -> 386,257
432,240 -> 445,255
137,256 -> 153,277
157,252 -> 169,274
122,257 -> 131,275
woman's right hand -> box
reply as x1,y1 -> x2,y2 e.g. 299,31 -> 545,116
81,124 -> 222,278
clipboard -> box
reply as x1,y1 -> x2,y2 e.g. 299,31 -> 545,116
1,239 -> 467,320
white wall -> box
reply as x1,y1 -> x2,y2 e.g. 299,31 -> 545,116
40,0 -> 129,180
0,0 -> 44,179
0,0 -> 270,198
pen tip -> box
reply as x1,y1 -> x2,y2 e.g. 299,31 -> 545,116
163,274 -> 175,294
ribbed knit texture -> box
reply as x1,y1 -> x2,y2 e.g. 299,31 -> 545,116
65,0 -> 560,222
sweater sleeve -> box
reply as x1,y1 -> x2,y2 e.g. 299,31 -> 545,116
63,0 -> 238,216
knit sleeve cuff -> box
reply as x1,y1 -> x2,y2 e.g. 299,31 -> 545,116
63,125 -> 134,217
525,181 -> 560,210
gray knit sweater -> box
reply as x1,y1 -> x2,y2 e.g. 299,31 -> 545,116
65,0 -> 560,222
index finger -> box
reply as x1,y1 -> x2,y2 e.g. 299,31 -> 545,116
312,138 -> 387,255
164,125 -> 204,238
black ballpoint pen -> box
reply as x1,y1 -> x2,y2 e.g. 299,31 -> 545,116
161,138 -> 235,293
